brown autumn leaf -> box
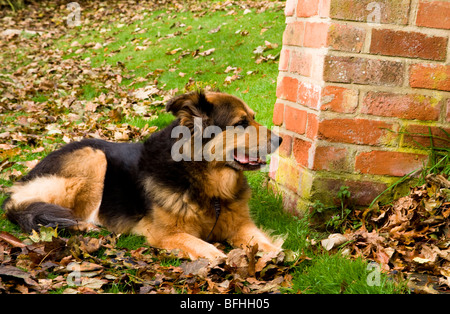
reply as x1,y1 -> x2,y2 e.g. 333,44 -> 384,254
0,231 -> 26,248
179,258 -> 210,277
208,25 -> 221,34
198,48 -> 215,56
341,174 -> 450,293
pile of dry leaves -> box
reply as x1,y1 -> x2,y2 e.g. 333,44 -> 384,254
322,174 -> 450,293
0,227 -> 294,294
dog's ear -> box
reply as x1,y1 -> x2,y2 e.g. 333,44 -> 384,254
166,91 -> 212,127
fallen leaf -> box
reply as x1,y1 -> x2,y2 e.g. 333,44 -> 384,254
80,277 -> 107,290
165,47 -> 182,55
255,251 -> 279,272
253,45 -> 266,54
321,233 -> 348,251
208,25 -> 221,34
198,48 -> 215,57
180,258 -> 210,277
226,249 -> 248,268
264,40 -> 278,49
0,231 -> 26,248
92,43 -> 103,50
133,85 -> 159,100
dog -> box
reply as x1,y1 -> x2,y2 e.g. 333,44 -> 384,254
2,91 -> 283,260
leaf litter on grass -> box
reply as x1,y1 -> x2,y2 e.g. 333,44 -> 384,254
0,227 -> 296,294
320,174 -> 450,293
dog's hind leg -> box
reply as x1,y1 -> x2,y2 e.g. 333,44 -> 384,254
4,147 -> 107,232
3,175 -> 95,232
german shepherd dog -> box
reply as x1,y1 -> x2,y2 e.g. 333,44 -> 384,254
3,91 -> 283,259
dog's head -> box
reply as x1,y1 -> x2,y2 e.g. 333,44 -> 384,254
166,91 -> 282,171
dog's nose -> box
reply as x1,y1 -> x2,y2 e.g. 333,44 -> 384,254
271,135 -> 283,148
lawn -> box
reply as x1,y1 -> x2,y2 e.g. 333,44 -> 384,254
0,1 -> 407,294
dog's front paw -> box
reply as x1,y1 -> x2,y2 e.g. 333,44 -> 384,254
254,237 -> 284,255
188,243 -> 226,261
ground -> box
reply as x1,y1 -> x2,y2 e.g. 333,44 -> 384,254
0,0 -> 412,294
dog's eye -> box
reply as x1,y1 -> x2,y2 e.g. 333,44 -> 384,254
234,120 -> 249,128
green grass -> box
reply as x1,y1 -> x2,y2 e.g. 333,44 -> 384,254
127,112 -> 174,130
289,254 -> 404,294
0,2 -> 408,294
56,7 -> 283,126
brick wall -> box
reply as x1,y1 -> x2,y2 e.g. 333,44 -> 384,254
271,0 -> 450,211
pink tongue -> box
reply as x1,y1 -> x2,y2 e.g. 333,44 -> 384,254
234,153 -> 250,163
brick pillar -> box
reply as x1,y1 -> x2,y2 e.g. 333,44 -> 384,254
271,0 -> 450,211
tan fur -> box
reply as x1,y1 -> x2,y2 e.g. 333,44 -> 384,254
60,147 -> 107,220
204,167 -> 242,199
7,175 -> 81,210
7,147 -> 106,225
205,92 -> 255,118
143,177 -> 188,216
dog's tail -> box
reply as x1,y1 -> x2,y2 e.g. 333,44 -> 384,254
2,198 -> 77,233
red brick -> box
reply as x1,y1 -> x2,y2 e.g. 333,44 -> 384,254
297,0 -> 320,17
298,81 -> 321,109
409,64 -> 450,92
289,50 -> 312,77
273,102 -> 284,126
318,118 -> 396,146
402,124 -> 450,149
306,113 -> 319,140
319,0 -> 331,17
416,1 -> 450,30
362,92 -> 442,121
279,49 -> 290,72
310,53 -> 326,82
293,137 -> 312,167
447,99 -> 450,122
283,21 -> 304,47
324,55 -> 404,86
370,28 -> 448,61
328,23 -> 366,52
304,22 -> 329,48
355,150 -> 428,176
320,85 -> 358,113
313,146 -> 349,172
276,76 -> 298,102
330,0 -> 410,25
284,0 -> 296,16
278,132 -> 293,157
285,105 -> 307,134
